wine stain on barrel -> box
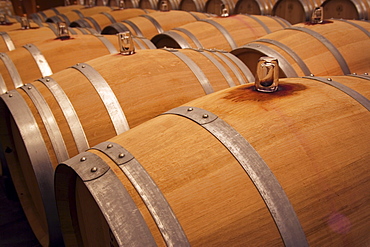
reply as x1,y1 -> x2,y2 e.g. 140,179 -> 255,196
223,82 -> 307,102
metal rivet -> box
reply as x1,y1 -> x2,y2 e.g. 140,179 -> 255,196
28,86 -> 32,90
327,78 -> 332,81
9,94 -> 12,97
310,74 -> 314,77
364,73 -> 368,75
203,114 -> 209,118
118,153 -> 125,158
352,73 -> 357,75
80,157 -> 86,161
91,167 -> 97,172
187,107 -> 193,111
107,144 -> 113,148
46,78 -> 50,82
82,65 -> 86,68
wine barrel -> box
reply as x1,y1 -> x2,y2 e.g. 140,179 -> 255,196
121,0 -> 141,7
231,19 -> 370,77
0,17 -> 49,32
321,0 -> 369,20
151,14 -> 290,51
139,0 -> 158,9
0,34 -> 126,92
94,0 -> 111,5
204,0 -> 238,15
0,47 -> 252,246
234,0 -> 278,15
30,5 -> 85,23
138,0 -> 182,9
54,74 -> 370,246
179,0 -> 207,11
101,10 -> 210,39
272,0 -> 324,24
0,1 -> 15,16
0,24 -> 98,52
70,8 -> 154,33
46,6 -> 113,26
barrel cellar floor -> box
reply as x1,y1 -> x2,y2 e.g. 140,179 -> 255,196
0,175 -> 41,247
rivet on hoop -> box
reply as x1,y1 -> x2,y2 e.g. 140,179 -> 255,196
187,107 -> 193,111
203,114 -> 209,118
82,65 -> 86,68
9,94 -> 13,97
46,78 -> 50,82
118,153 -> 125,158
310,74 -> 314,77
352,73 -> 357,75
80,157 -> 86,162
28,86 -> 32,90
91,167 -> 98,172
107,144 -> 113,148
327,78 -> 332,81
365,73 -> 368,75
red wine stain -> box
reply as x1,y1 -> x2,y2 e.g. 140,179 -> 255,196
223,83 -> 307,102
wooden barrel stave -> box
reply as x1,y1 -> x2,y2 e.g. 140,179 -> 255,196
55,75 -> 370,246
0,48 -> 251,245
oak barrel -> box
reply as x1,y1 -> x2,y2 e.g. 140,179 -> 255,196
204,0 -> 238,15
179,0 -> 208,11
272,0 -> 323,24
0,33 -> 155,92
321,0 -> 369,20
46,6 -> 113,25
69,8 -> 154,33
0,17 -> 48,32
119,0 -> 141,8
231,19 -> 370,77
101,10 -> 210,39
0,24 -> 98,52
151,14 -> 290,51
234,0 -> 277,15
55,75 -> 370,246
0,48 -> 252,246
30,5 -> 85,23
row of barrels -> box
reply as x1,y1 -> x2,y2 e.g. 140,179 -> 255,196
1,6 -> 369,247
24,0 -> 370,25
1,0 -> 369,29
0,10 -> 368,91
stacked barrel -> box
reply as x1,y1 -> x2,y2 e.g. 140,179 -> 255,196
0,0 -> 369,246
